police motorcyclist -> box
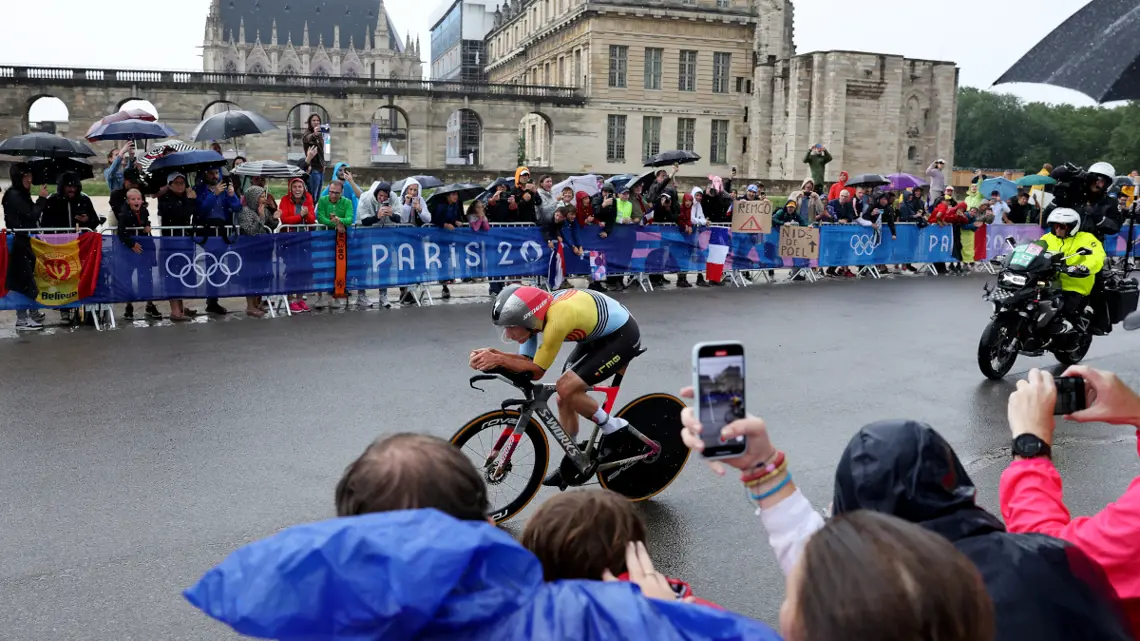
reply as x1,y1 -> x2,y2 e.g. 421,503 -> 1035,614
1081,162 -> 1122,239
1040,208 -> 1105,332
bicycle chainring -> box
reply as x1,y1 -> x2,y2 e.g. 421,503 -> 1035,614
559,455 -> 598,486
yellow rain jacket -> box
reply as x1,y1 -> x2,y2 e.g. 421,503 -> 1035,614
1039,231 -> 1105,296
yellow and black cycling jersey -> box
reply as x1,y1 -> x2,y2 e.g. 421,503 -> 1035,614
520,289 -> 631,371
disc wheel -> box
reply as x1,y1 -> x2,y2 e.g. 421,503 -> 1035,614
451,410 -> 548,524
598,394 -> 690,501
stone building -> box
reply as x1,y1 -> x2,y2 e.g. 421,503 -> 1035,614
484,0 -> 958,181
202,0 -> 422,80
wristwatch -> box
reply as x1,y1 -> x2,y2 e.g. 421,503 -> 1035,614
1012,434 -> 1052,459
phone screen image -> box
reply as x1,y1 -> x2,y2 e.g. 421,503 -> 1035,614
696,349 -> 747,457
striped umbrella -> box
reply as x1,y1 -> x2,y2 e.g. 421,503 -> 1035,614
135,140 -> 197,173
232,160 -> 305,179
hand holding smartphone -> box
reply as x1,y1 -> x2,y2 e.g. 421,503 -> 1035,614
691,341 -> 747,459
1054,375 -> 1087,415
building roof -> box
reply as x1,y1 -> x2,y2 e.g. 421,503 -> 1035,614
220,0 -> 406,53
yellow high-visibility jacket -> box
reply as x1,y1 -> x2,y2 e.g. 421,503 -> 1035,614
1039,231 -> 1105,296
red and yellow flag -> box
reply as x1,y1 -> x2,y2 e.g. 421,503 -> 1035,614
31,233 -> 101,306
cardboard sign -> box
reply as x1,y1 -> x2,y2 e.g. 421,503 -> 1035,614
732,199 -> 772,234
779,225 -> 820,259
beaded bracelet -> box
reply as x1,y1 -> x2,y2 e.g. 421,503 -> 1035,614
743,458 -> 788,489
747,472 -> 792,504
740,451 -> 785,484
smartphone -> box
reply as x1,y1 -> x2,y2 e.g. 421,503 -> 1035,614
1054,376 -> 1087,415
691,341 -> 747,459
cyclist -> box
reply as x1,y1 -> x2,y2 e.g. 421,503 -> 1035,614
1040,208 -> 1105,332
470,285 -> 642,487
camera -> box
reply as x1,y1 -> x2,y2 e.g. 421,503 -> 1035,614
1054,376 -> 1087,415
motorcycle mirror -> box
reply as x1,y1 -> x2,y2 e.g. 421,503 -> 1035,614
1005,236 -> 1017,247
1124,310 -> 1140,331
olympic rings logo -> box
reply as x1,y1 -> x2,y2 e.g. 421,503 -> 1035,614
849,234 -> 881,256
165,251 -> 243,288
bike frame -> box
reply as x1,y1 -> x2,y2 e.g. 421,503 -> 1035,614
470,370 -> 657,480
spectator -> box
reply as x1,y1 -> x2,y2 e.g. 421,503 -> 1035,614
964,183 -> 985,210
104,143 -> 132,193
773,199 -> 806,227
652,191 -> 677,225
157,172 -> 200,321
41,171 -> 98,232
826,189 -> 857,224
543,200 -> 583,262
787,179 -> 825,224
676,188 -> 709,289
521,489 -> 719,606
860,191 -> 897,241
467,199 -> 490,232
397,177 -> 431,226
486,181 -> 516,223
990,190 -> 1012,223
536,175 -> 558,226
744,184 -> 761,201
702,174 -> 734,224
279,177 -> 316,313
116,188 -> 162,322
231,155 -> 250,197
315,179 -> 356,306
1006,192 -> 1032,225
827,171 -> 850,202
929,186 -> 958,224
356,181 -> 398,309
628,181 -> 649,222
615,186 -> 636,225
595,185 -> 617,240
851,185 -> 868,213
235,185 -> 278,318
574,189 -> 595,228
833,419 -> 1135,641
940,203 -> 971,274
322,163 -> 362,216
301,113 -> 326,199
335,432 -> 489,521
429,190 -> 464,230
194,168 -> 241,316
785,510 -> 995,641
1030,163 -> 1053,199
1003,367 -> 1140,637
3,163 -> 49,330
898,187 -> 928,225
511,167 -> 538,222
926,159 -> 947,203
109,167 -> 144,226
802,144 -> 832,194
645,167 -> 676,205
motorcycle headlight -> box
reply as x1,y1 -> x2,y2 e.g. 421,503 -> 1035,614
1000,273 -> 1027,287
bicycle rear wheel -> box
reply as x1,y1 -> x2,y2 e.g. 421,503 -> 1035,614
598,393 -> 690,501
452,410 -> 549,524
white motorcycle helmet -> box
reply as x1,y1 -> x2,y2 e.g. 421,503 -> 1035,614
1047,207 -> 1081,234
1088,161 -> 1116,183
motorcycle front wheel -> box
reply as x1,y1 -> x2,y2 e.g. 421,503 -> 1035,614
978,318 -> 1019,380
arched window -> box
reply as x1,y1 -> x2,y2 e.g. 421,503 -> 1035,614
223,60 -> 238,73
907,146 -> 918,161
343,67 -> 359,79
248,63 -> 267,75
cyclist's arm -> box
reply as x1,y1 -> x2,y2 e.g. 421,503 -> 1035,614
496,353 -> 546,380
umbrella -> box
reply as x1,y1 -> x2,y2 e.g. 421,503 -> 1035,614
0,133 -> 96,159
86,119 -> 176,142
1016,174 -> 1057,188
83,108 -> 158,139
426,183 -> 484,209
603,173 -> 635,192
232,160 -> 304,179
885,173 -> 926,191
476,176 -> 515,203
145,150 -> 227,182
626,169 -> 658,194
1110,175 -> 1134,192
994,0 -> 1140,103
392,175 -> 443,192
643,149 -> 701,168
135,140 -> 198,173
845,173 -> 891,189
980,177 -> 1020,201
190,110 -> 277,142
553,174 -> 601,198
26,157 -> 95,184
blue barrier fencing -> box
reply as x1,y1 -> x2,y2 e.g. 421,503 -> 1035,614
1,223 -> 1135,310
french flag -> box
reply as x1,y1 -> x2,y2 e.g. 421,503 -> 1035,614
706,227 -> 731,283
546,241 -> 566,289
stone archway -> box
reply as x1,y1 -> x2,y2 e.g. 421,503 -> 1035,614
445,108 -> 481,166
286,102 -> 331,162
117,98 -> 160,120
26,95 -> 69,135
518,111 -> 554,168
371,105 -> 409,164
201,99 -> 241,121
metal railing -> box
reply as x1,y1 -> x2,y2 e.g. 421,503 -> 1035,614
0,65 -> 587,104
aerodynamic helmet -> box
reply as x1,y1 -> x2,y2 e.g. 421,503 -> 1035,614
1047,207 -> 1081,234
491,285 -> 552,330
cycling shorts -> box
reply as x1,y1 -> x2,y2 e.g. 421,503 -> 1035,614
562,317 -> 641,385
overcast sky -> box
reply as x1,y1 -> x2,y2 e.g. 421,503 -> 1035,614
9,0 -> 1098,122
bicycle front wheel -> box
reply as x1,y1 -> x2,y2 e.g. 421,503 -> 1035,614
451,409 -> 549,524
599,393 -> 690,501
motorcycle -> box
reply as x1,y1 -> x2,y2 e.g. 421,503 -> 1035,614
977,238 -> 1137,380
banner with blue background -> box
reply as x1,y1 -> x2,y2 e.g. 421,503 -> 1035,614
2,223 -> 1136,309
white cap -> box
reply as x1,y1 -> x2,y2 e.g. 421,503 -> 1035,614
167,172 -> 187,185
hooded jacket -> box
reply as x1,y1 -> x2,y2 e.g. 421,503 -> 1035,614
788,179 -> 825,223
194,178 -> 242,225
41,172 -> 98,231
859,197 -> 897,236
701,176 -> 733,223
235,186 -> 278,236
687,187 -> 708,227
773,203 -> 806,227
321,163 -> 360,215
358,181 -> 401,226
397,177 -> 432,226
510,167 -> 538,222
833,420 -> 1133,641
430,196 -> 465,228
2,164 -> 47,231
279,177 -> 316,226
184,509 -> 779,641
827,171 -> 850,202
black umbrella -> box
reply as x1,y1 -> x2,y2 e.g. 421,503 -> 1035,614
643,149 -> 701,168
845,173 -> 891,189
995,0 -> 1140,103
232,160 -> 305,179
626,169 -> 659,193
26,157 -> 95,185
392,175 -> 443,192
426,183 -> 484,209
476,177 -> 515,203
0,133 -> 96,159
189,110 -> 277,142
145,150 -> 227,183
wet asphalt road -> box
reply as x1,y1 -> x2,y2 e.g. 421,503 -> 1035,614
2,273 -> 1140,640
